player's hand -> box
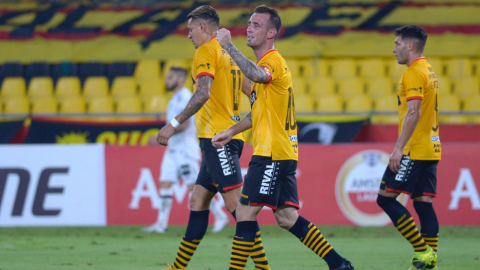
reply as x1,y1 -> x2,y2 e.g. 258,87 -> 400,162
156,124 -> 175,146
389,148 -> 403,173
147,135 -> 158,146
216,28 -> 232,49
212,130 -> 233,149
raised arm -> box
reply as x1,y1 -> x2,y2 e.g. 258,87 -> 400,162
156,75 -> 213,146
217,29 -> 269,83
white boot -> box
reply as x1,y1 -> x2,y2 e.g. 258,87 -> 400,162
210,196 -> 230,233
141,187 -> 173,233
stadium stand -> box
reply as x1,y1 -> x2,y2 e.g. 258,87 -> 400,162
337,77 -> 365,98
88,96 -> 114,114
453,76 -> 479,102
143,94 -> 167,113
139,77 -> 165,102
316,94 -> 343,113
445,57 -> 473,80
309,77 -> 335,98
134,60 -> 161,83
464,94 -> 480,124
365,77 -> 394,99
26,62 -> 51,84
292,77 -> 307,95
107,62 -> 135,84
111,77 -> 137,101
4,96 -> 29,114
80,62 -> 106,83
439,93 -> 467,124
0,62 -> 24,84
32,96 -> 58,114
117,96 -> 142,114
52,62 -> 79,83
371,94 -> 398,124
359,58 -> 386,80
331,58 -> 357,79
28,77 -> 54,101
426,57 -> 443,76
1,77 -> 26,99
344,94 -> 373,113
59,96 -> 86,114
83,77 -> 109,101
295,93 -> 315,113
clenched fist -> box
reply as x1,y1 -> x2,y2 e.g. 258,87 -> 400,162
216,28 -> 232,49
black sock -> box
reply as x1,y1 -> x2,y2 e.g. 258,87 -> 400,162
172,210 -> 209,269
414,201 -> 439,252
289,216 -> 343,269
377,195 -> 427,252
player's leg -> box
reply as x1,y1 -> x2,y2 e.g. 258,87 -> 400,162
143,151 -> 176,233
412,161 -> 439,269
377,157 -> 435,269
273,160 -> 352,270
166,158 -> 217,270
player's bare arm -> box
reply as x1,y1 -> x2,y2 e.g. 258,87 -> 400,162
212,112 -> 252,149
389,99 -> 422,173
156,75 -> 212,146
217,29 -> 268,83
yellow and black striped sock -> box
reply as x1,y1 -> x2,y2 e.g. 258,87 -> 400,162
172,238 -> 200,269
171,210 -> 209,269
396,216 -> 427,252
250,230 -> 270,270
229,221 -> 257,270
423,233 -> 439,268
288,216 -> 343,269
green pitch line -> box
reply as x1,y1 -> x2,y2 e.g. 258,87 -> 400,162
0,226 -> 479,270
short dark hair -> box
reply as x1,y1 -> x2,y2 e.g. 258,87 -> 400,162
187,5 -> 219,28
169,66 -> 187,78
254,5 -> 282,40
395,25 -> 427,52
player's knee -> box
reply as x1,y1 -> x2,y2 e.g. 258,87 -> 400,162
376,194 -> 395,209
275,215 -> 296,230
189,194 -> 209,211
223,199 -> 238,213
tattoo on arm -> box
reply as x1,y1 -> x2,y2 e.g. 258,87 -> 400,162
245,112 -> 252,122
176,76 -> 212,123
225,43 -> 267,83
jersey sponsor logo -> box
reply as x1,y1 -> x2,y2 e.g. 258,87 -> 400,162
335,150 -> 408,226
217,147 -> 232,176
250,90 -> 257,107
259,162 -> 275,195
231,115 -> 241,122
196,64 -> 205,69
431,136 -> 440,142
289,135 -> 298,142
395,156 -> 411,181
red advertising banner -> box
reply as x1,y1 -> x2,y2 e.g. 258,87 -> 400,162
105,143 -> 480,226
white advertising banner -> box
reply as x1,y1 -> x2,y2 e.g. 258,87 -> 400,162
0,144 -> 106,226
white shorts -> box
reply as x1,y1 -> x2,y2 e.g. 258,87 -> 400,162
160,150 -> 199,185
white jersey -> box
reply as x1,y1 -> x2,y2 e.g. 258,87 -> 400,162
166,87 -> 200,160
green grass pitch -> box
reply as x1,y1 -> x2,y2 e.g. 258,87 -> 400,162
1,225 -> 479,270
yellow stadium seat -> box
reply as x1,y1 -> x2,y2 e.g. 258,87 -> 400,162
88,96 -> 114,114
438,94 -> 467,124
83,77 -> 109,100
56,77 -> 81,100
134,60 -> 161,81
425,57 -> 443,76
445,57 -> 473,80
111,77 -> 137,101
295,94 -> 315,113
337,77 -> 365,98
139,78 -> 166,103
28,77 -> 54,100
345,94 -> 372,112
316,94 -> 343,112
1,77 -> 26,98
292,78 -> 307,95
473,58 -> 480,77
285,58 -> 301,78
59,96 -> 86,114
359,58 -> 386,79
32,96 -> 58,114
366,77 -> 394,98
436,76 -> 452,94
144,95 -> 168,113
301,59 -> 326,79
309,77 -> 335,97
387,58 -> 407,81
116,96 -> 142,114
371,94 -> 398,124
452,77 -> 480,101
163,59 -> 191,78
331,59 -> 357,79
463,94 -> 480,124
4,96 -> 30,114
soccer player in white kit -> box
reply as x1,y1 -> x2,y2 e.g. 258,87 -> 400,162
142,67 -> 230,233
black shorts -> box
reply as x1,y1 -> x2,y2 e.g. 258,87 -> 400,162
195,138 -> 244,193
380,155 -> 439,199
240,155 -> 300,210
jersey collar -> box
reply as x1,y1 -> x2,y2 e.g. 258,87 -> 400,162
256,49 -> 278,64
408,57 -> 425,67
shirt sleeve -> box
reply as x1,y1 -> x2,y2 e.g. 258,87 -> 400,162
403,69 -> 426,101
192,45 -> 217,79
257,57 -> 279,85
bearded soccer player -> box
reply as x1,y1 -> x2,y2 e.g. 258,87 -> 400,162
156,5 -> 270,270
376,25 -> 440,270
213,5 -> 353,270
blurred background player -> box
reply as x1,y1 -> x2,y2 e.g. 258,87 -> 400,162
142,67 -> 229,233
377,25 -> 440,270
214,5 -> 353,270
156,6 -> 270,270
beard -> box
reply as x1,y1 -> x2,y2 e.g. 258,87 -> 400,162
166,82 -> 177,91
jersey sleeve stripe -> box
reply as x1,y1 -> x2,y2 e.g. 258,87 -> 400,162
196,72 -> 215,79
406,96 -> 424,101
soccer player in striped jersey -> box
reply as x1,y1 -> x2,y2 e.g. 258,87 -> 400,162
156,5 -> 270,270
214,5 -> 353,270
377,25 -> 440,270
